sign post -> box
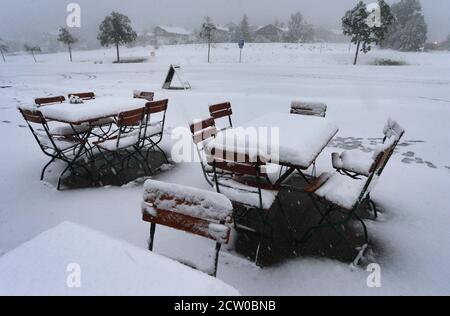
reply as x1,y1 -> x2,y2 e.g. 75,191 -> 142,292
238,39 -> 244,63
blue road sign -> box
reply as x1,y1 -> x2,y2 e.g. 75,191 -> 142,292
238,39 -> 245,49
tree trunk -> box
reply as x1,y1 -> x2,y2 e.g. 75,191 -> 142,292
69,45 -> 72,62
31,51 -> 37,63
353,40 -> 361,65
0,49 -> 5,62
116,44 -> 120,63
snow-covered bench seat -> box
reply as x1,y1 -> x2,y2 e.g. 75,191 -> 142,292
290,101 -> 327,117
142,180 -> 233,277
0,222 -> 239,296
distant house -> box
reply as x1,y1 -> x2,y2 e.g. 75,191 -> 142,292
154,25 -> 192,45
254,24 -> 285,42
213,26 -> 231,43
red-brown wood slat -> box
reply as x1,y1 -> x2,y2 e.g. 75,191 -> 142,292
35,96 -> 66,106
207,160 -> 261,176
146,99 -> 168,114
190,117 -> 215,134
68,92 -> 95,100
20,109 -> 46,124
117,108 -> 145,127
209,102 -> 231,113
210,108 -> 232,120
142,209 -> 230,243
193,126 -> 217,144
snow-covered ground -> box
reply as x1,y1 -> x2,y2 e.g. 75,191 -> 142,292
1,43 -> 449,295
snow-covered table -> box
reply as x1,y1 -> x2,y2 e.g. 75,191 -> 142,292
209,112 -> 339,169
38,96 -> 147,124
0,222 -> 239,296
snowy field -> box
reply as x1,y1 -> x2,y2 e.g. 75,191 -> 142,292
1,43 -> 449,295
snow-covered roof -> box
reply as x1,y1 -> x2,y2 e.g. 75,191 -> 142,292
215,25 -> 230,32
156,25 -> 191,36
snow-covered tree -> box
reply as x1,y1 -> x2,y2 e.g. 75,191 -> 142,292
24,44 -> 41,63
57,27 -> 78,62
97,12 -> 137,63
342,0 -> 394,64
0,38 -> 8,62
383,0 -> 427,51
442,34 -> 450,50
285,12 -> 315,43
236,15 -> 252,42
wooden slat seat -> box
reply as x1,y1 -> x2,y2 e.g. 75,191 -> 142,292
142,180 -> 233,277
68,92 -> 95,100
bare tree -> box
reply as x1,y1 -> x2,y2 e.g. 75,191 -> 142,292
24,44 -> 41,63
0,39 -> 8,62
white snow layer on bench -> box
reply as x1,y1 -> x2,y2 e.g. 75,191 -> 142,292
0,222 -> 239,296
143,180 -> 233,221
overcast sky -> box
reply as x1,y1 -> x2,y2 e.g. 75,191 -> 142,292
1,0 -> 449,41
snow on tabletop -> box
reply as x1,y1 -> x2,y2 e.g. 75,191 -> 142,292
143,180 -> 233,222
210,112 -> 338,168
0,222 -> 239,296
20,96 -> 147,124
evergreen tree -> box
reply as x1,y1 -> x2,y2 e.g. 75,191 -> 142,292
57,27 -> 78,62
97,12 -> 137,62
342,0 -> 394,64
237,15 -> 252,42
383,0 -> 427,51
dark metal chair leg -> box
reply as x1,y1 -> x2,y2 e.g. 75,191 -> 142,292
41,157 -> 56,180
212,242 -> 221,277
148,222 -> 156,251
368,198 -> 378,219
353,212 -> 369,244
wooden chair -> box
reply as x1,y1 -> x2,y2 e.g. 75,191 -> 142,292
94,107 -> 148,177
68,92 -> 95,100
142,99 -> 169,166
35,96 -> 66,107
18,108 -> 89,190
290,101 -> 327,117
142,180 -> 233,277
133,90 -> 154,101
190,117 -> 220,186
208,147 -> 292,265
303,119 -> 405,264
209,102 -> 233,131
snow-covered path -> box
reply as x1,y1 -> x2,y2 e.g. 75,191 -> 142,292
1,43 -> 449,295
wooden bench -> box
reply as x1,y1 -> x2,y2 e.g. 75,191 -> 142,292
142,180 -> 233,277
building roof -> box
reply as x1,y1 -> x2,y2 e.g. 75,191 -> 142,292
156,25 -> 191,36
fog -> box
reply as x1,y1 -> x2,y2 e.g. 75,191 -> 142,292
0,0 -> 449,41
